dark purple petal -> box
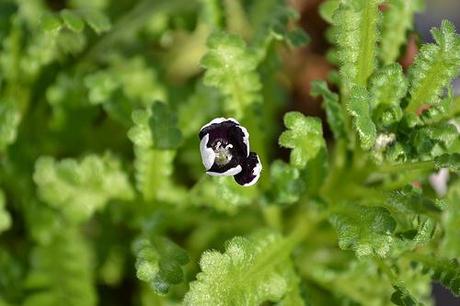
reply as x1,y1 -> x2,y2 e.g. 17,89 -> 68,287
234,152 -> 262,186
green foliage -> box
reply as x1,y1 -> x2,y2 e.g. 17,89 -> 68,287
1,0 -> 460,305
201,32 -> 261,117
380,0 -> 424,64
149,102 -> 182,150
33,154 -> 134,222
406,20 -> 460,113
184,230 -> 302,305
0,190 -> 11,233
332,0 -> 383,90
331,203 -> 396,258
133,237 -> 189,295
369,64 -> 407,127
279,112 -> 325,168
311,80 -> 346,140
23,228 -> 96,306
347,86 -> 377,149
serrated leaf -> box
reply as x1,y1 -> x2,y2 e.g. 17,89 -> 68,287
415,256 -> 460,296
380,0 -> 424,64
333,0 -> 383,90
149,101 -> 182,150
347,86 -> 377,149
184,230 -> 302,305
201,32 -> 261,117
133,237 -> 189,295
33,154 -> 134,222
391,285 -> 422,306
435,153 -> 460,172
60,10 -> 85,33
81,9 -> 111,34
330,203 -> 396,258
24,228 -> 96,306
279,112 -> 325,168
311,80 -> 346,139
406,20 -> 460,113
319,0 -> 340,24
369,64 -> 407,127
41,14 -> 62,33
266,160 -> 304,206
442,180 -> 460,258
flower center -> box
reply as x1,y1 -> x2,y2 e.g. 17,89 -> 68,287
213,141 -> 233,166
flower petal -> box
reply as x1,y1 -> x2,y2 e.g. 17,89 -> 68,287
234,152 -> 262,186
207,165 -> 242,176
200,134 -> 215,170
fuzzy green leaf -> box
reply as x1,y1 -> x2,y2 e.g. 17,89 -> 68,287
128,108 -> 185,203
60,10 -> 85,33
333,0 -> 383,90
435,153 -> 460,172
184,230 -> 302,305
23,228 -> 96,306
380,0 -> 424,64
201,32 -> 261,117
331,203 -> 396,258
369,64 -> 407,127
149,102 -> 182,150
415,256 -> 460,296
347,86 -> 377,149
0,100 -> 20,151
442,180 -> 460,258
266,160 -> 304,206
0,190 -> 11,234
391,285 -> 422,306
279,112 -> 325,168
33,154 -> 134,222
133,237 -> 189,295
311,80 -> 346,139
406,20 -> 460,113
80,9 -> 111,34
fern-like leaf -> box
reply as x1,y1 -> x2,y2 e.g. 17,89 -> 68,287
333,0 -> 383,90
406,20 -> 460,113
184,230 -> 302,305
201,32 -> 261,117
33,154 -> 134,222
23,228 -> 96,306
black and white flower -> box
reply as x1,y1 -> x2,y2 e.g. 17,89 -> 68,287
199,118 -> 262,186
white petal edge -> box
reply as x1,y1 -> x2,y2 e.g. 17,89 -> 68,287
200,117 -> 240,131
242,155 -> 262,187
200,134 -> 215,170
237,125 -> 250,157
207,165 -> 242,176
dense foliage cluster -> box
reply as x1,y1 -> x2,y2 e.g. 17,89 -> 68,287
0,0 -> 460,305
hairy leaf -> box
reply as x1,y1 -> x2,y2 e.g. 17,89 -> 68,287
406,20 -> 460,113
33,154 -> 134,222
369,64 -> 407,127
311,80 -> 346,139
133,237 -> 189,295
201,32 -> 261,117
23,228 -> 96,306
149,102 -> 182,150
347,86 -> 377,149
330,203 -> 396,257
184,230 -> 302,305
279,112 -> 325,168
266,160 -> 304,206
380,0 -> 424,64
333,0 -> 383,90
